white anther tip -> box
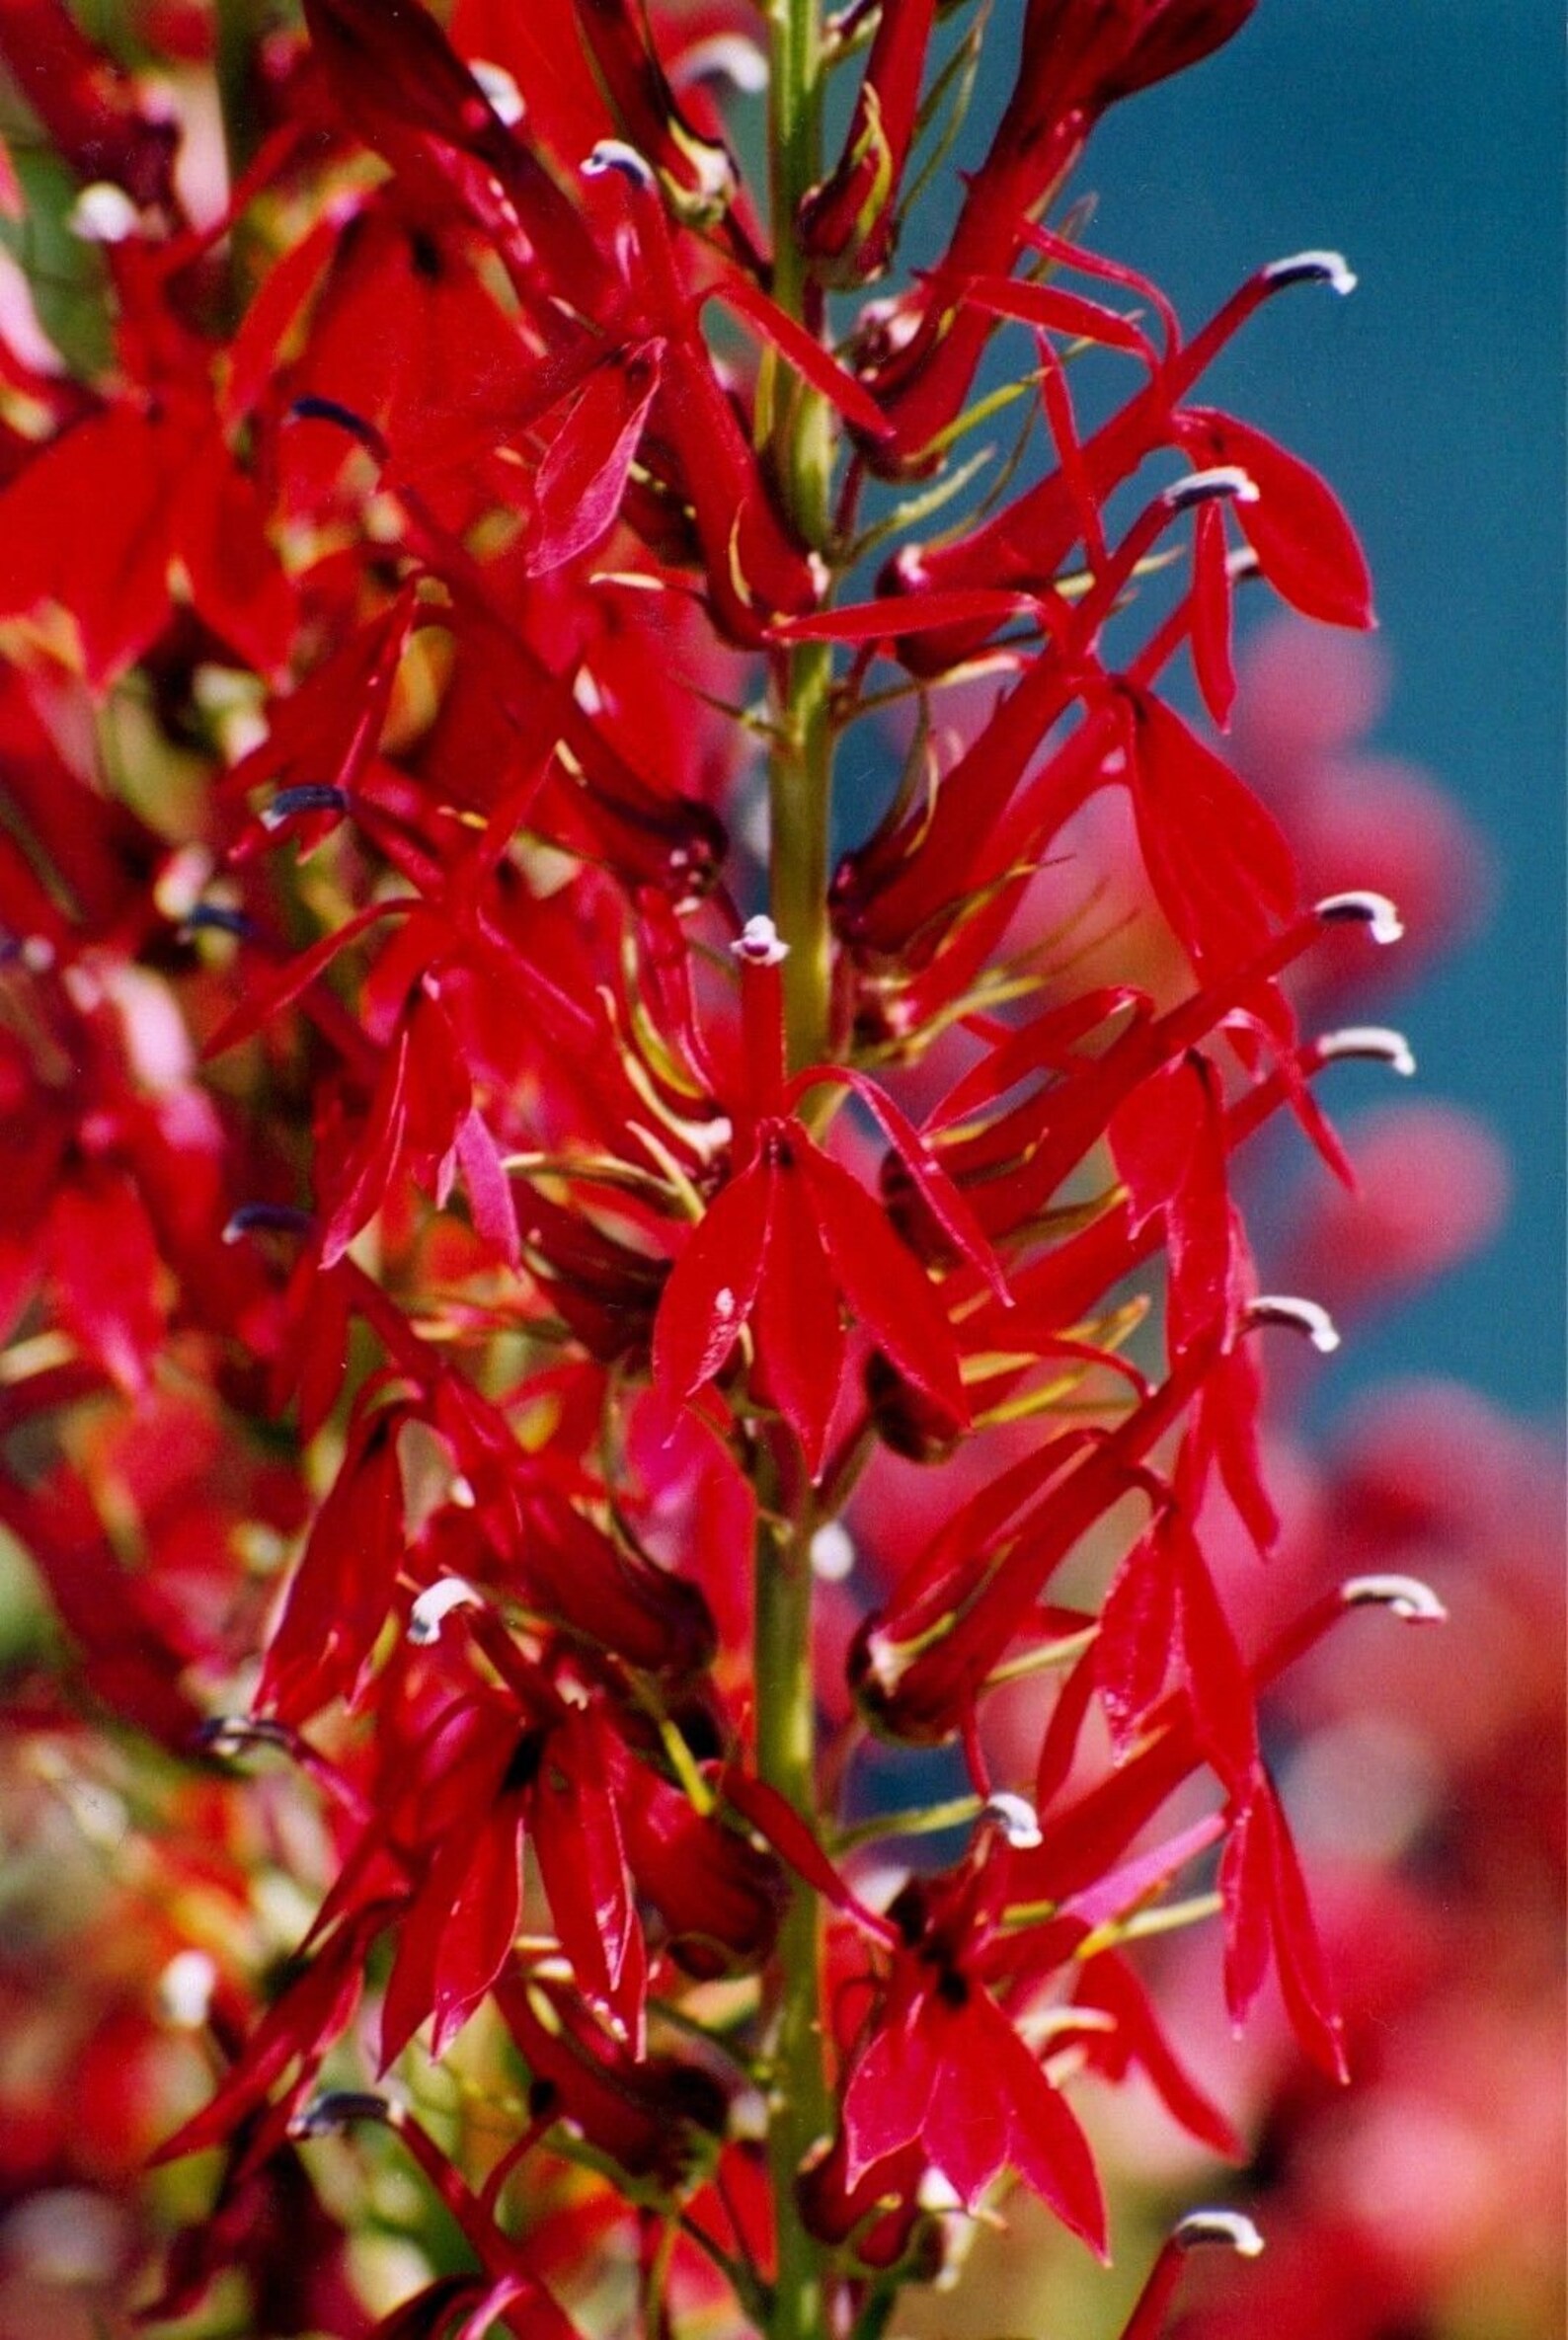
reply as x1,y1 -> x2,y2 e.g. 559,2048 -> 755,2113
470,59 -> 524,126
68,182 -> 139,244
1318,1026 -> 1417,1077
731,913 -> 790,966
1165,465 -> 1259,510
981,1791 -> 1043,1850
582,139 -> 657,189
1265,249 -> 1357,296
1248,1294 -> 1341,1354
810,1521 -> 855,1583
408,1577 -> 482,1646
1315,890 -> 1404,945
1175,2209 -> 1265,2257
1342,1574 -> 1448,1624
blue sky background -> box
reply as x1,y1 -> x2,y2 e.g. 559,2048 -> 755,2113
993,3 -> 1564,1418
772,3 -> 1562,1416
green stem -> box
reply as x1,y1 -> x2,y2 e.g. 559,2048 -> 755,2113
754,1490 -> 832,2340
769,636 -> 834,1073
758,13 -> 835,2336
766,0 -> 834,1076
214,0 -> 265,182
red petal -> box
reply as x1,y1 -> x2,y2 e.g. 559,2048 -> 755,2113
1189,496 -> 1237,727
203,897 -> 421,1059
772,586 -> 1036,645
527,340 -> 663,575
533,1709 -> 646,2043
751,1150 -> 843,1474
48,1171 -> 164,1394
792,1063 -> 1008,1299
964,273 -> 1159,366
1219,1785 -> 1272,2023
971,1989 -> 1108,2253
1125,688 -> 1297,977
1260,1777 -> 1348,2079
1179,405 -> 1374,628
799,1144 -> 966,1432
1097,1523 -> 1176,1757
1073,1951 -> 1241,2159
706,276 -> 893,440
174,432 -> 296,682
652,1158 -> 772,1399
1171,1513 -> 1258,1795
841,1979 -> 940,2178
0,408 -> 172,686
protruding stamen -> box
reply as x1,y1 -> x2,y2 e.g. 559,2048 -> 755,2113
676,34 -> 768,94
981,1791 -> 1044,1850
408,1577 -> 483,1646
195,1715 -> 296,1757
1173,2209 -> 1265,2257
180,903 -> 258,942
1263,249 -> 1357,296
582,139 -> 658,189
1317,1026 -> 1417,1076
1163,465 -> 1259,511
1315,890 -> 1404,944
1247,1294 -> 1341,1353
290,2090 -> 392,2139
731,913 -> 791,966
1225,545 -> 1264,584
288,396 -> 389,462
222,1202 -> 313,1245
261,784 -> 350,831
1342,1574 -> 1448,1623
810,1521 -> 855,1583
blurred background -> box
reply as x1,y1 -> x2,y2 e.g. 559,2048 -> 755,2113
1086,0 -> 1565,1418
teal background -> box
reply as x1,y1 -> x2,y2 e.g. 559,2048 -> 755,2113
1082,4 -> 1565,1416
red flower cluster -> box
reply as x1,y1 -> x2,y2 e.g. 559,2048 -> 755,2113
0,5 -> 1466,2336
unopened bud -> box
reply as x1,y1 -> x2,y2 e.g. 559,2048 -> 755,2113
1317,1026 -> 1417,1076
1173,2208 -> 1265,2256
1315,890 -> 1403,944
1341,1574 -> 1448,1623
1263,250 -> 1357,296
1247,1294 -> 1341,1353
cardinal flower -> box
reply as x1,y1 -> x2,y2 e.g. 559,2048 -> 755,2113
652,918 -> 1001,1476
